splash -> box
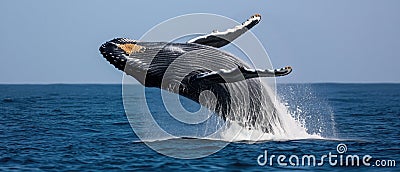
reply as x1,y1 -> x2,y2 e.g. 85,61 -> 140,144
134,82 -> 325,143
278,84 -> 337,138
207,82 -> 323,142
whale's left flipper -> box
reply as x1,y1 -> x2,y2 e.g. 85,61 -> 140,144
187,14 -> 261,48
190,66 -> 292,84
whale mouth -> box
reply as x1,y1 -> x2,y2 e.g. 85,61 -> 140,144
99,38 -> 137,71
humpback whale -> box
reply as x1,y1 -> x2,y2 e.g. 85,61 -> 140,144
99,14 -> 292,133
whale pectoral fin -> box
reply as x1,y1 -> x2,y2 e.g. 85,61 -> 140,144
190,66 -> 292,84
187,14 -> 261,48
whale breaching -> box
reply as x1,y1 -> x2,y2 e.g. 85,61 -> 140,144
99,14 -> 292,133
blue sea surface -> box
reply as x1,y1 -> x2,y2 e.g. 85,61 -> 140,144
0,84 -> 399,171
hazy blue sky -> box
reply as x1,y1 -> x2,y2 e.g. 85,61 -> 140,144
1,0 -> 399,83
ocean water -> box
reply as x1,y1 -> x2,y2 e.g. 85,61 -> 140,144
0,84 -> 399,171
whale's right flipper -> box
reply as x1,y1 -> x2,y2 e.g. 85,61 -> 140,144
190,66 -> 292,84
187,14 -> 261,48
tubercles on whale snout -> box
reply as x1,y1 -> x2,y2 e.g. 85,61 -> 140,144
99,38 -> 143,70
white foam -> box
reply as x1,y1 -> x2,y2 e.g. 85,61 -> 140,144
206,84 -> 323,142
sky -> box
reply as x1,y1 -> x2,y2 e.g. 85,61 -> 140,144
0,0 -> 399,84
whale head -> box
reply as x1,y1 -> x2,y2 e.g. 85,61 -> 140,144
99,38 -> 141,71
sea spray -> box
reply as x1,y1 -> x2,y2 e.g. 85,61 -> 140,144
278,84 -> 336,138
209,81 -> 321,142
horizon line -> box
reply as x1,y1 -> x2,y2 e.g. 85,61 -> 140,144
0,82 -> 399,85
